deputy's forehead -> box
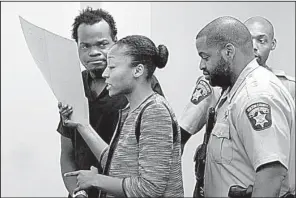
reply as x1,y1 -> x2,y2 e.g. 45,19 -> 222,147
245,17 -> 274,38
195,36 -> 207,48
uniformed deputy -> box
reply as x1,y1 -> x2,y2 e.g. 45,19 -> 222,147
184,16 -> 295,197
245,16 -> 295,101
180,16 -> 295,150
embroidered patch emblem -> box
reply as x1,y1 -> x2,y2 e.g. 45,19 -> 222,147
191,80 -> 212,105
245,102 -> 272,131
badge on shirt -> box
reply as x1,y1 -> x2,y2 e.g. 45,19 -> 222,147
191,79 -> 212,105
245,102 -> 272,131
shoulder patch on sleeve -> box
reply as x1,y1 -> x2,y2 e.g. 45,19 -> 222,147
245,102 -> 272,131
191,79 -> 212,105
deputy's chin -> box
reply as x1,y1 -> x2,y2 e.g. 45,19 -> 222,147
208,80 -> 216,87
209,79 -> 223,88
255,57 -> 263,66
206,77 -> 214,85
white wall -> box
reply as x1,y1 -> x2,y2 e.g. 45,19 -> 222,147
150,2 -> 295,196
1,2 -> 295,197
1,2 -> 80,196
81,2 -> 152,38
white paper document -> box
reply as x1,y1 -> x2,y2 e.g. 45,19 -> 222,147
19,16 -> 89,125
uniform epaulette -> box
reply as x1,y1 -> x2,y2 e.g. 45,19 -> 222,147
284,75 -> 295,82
272,69 -> 295,82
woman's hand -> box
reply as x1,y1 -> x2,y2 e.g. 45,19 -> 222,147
58,102 -> 79,128
64,166 -> 99,193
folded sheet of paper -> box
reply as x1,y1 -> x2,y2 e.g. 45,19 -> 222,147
19,16 -> 89,125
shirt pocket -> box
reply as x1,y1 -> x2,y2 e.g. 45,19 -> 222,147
208,122 -> 233,164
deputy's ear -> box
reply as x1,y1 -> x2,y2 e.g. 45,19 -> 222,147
271,38 -> 277,51
133,64 -> 144,78
221,43 -> 235,60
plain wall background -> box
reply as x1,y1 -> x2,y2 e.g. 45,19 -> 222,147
1,2 -> 295,197
1,2 -> 80,196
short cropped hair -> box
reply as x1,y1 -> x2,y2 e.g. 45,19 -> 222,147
196,16 -> 253,54
71,7 -> 117,42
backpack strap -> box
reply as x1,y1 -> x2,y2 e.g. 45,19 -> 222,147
135,101 -> 178,143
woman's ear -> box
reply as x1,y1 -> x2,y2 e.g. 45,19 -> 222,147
133,64 -> 145,78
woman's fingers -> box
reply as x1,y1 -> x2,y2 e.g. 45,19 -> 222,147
61,107 -> 73,116
58,102 -> 76,127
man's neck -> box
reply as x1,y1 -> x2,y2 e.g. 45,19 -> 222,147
90,78 -> 106,98
230,56 -> 254,87
262,63 -> 272,71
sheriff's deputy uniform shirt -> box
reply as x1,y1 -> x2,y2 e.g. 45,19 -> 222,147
179,76 -> 221,134
272,69 -> 295,101
204,59 -> 295,197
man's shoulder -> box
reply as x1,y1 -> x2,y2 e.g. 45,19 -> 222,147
272,69 -> 295,82
272,69 -> 295,98
151,74 -> 160,87
81,70 -> 89,80
80,70 -> 92,98
151,74 -> 165,96
243,68 -> 277,95
243,68 -> 293,101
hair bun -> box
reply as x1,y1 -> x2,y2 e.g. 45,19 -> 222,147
156,45 -> 169,69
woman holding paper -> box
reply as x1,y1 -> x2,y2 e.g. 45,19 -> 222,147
60,35 -> 184,197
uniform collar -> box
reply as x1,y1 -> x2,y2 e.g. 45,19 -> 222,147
262,64 -> 285,76
270,68 -> 286,77
226,58 -> 259,102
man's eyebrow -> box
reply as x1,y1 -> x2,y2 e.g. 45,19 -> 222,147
80,39 -> 109,45
96,38 -> 109,43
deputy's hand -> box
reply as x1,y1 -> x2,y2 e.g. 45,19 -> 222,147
64,166 -> 99,193
58,102 -> 78,128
